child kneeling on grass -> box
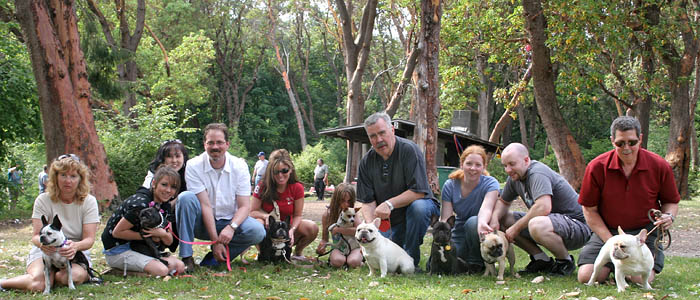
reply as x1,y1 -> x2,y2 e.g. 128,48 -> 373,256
316,183 -> 363,268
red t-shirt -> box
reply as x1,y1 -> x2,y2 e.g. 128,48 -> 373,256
578,148 -> 680,229
253,182 -> 304,221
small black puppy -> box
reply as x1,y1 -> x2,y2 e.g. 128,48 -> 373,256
427,215 -> 466,275
258,215 -> 291,263
129,203 -> 169,267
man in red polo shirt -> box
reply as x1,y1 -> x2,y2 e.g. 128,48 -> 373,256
576,116 -> 679,285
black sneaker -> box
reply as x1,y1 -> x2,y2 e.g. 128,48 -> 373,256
549,255 -> 576,276
518,255 -> 555,275
182,256 -> 196,273
466,263 -> 485,275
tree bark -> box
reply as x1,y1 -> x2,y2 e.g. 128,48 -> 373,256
385,41 -> 421,117
522,0 -> 586,190
413,0 -> 442,195
335,0 -> 378,182
659,0 -> 696,199
16,0 -> 119,210
293,5 -> 318,135
476,52 -> 493,140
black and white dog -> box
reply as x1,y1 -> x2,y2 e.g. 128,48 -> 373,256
427,215 -> 467,275
40,215 -> 91,294
258,215 -> 292,263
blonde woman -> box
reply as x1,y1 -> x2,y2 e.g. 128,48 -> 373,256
1,154 -> 99,292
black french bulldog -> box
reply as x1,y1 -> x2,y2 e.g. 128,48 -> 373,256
129,202 -> 169,266
258,215 -> 292,263
427,215 -> 467,275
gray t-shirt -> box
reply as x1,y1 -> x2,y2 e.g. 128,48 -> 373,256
314,164 -> 329,180
501,160 -> 584,221
357,136 -> 436,226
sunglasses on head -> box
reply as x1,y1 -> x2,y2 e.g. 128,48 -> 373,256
614,139 -> 639,147
161,139 -> 182,146
274,168 -> 290,175
57,153 -> 80,162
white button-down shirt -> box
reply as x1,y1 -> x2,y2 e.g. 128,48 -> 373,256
185,151 -> 251,220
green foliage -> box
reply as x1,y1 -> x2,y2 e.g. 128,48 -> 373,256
227,129 -> 250,165
151,31 -> 215,106
0,26 -> 42,160
94,100 -> 196,198
0,142 -> 46,212
486,156 -> 508,184
290,140 -> 346,186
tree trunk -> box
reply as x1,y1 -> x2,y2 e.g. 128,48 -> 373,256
476,52 -> 493,140
335,0 -> 378,183
413,0 -> 442,195
268,2 -> 307,149
516,104 -> 528,146
489,64 -> 532,144
522,0 -> 585,190
16,0 -> 119,210
385,42 -> 421,118
659,0 -> 696,199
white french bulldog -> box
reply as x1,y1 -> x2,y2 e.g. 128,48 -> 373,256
355,218 -> 414,277
587,226 -> 654,292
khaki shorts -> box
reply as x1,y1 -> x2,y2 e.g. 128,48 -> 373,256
27,246 -> 92,269
513,211 -> 592,250
105,249 -> 158,272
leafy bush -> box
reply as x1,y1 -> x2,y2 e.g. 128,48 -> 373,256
486,156 -> 508,185
0,142 -> 46,212
290,140 -> 346,187
94,100 -> 196,202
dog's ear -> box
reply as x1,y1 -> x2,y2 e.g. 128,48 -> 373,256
430,214 -> 439,227
617,226 -> 626,235
42,215 -> 49,226
51,215 -> 62,230
373,218 -> 381,227
479,232 -> 486,243
637,229 -> 648,245
268,214 -> 276,227
353,207 -> 361,212
446,215 -> 456,228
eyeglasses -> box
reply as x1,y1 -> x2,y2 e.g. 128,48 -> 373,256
206,141 -> 227,146
161,139 -> 182,146
382,163 -> 389,177
57,153 -> 80,162
274,168 -> 290,175
614,139 -> 639,148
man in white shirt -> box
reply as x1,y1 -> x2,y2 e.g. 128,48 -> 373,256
176,123 -> 265,272
251,152 -> 268,187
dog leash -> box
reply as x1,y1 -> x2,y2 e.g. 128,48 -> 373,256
166,223 -> 232,272
647,209 -> 672,252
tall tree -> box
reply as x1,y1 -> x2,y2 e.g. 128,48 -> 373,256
335,0 -> 378,182
413,0 -> 442,194
267,0 -> 308,149
15,0 -> 119,209
522,0 -> 585,189
86,0 -> 146,116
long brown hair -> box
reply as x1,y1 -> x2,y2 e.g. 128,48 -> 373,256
152,165 -> 181,201
327,183 -> 356,225
260,149 -> 299,204
47,156 -> 91,204
448,145 -> 490,181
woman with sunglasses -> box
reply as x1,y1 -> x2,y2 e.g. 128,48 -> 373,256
142,139 -> 189,194
102,166 -> 185,276
250,149 -> 319,262
1,155 -> 99,292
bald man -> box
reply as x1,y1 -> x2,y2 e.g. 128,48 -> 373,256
493,143 -> 591,276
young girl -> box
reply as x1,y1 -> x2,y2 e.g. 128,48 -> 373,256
316,183 -> 363,268
102,166 -> 185,276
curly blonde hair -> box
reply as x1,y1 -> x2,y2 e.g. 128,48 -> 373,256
448,145 -> 490,181
46,157 -> 91,203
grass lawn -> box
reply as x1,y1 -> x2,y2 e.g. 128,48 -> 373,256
1,199 -> 699,299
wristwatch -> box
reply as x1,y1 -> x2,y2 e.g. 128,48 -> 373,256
385,201 -> 395,211
229,222 -> 239,231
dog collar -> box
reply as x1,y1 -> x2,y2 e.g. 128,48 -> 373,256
55,240 -> 67,248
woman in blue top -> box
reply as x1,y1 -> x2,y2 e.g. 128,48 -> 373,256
440,145 -> 500,273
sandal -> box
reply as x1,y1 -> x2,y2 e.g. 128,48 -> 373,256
291,255 -> 310,262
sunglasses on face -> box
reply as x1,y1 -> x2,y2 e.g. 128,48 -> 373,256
274,168 -> 290,175
57,153 -> 80,162
614,139 -> 639,147
161,139 -> 182,146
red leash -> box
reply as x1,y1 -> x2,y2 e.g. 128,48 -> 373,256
165,222 -> 232,272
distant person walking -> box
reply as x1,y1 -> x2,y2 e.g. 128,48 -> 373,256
252,152 -> 268,188
38,165 -> 48,194
7,164 -> 24,209
314,159 -> 329,201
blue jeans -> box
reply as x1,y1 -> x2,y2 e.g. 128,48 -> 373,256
380,197 -> 439,267
176,191 -> 265,258
254,175 -> 263,187
451,215 -> 483,266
